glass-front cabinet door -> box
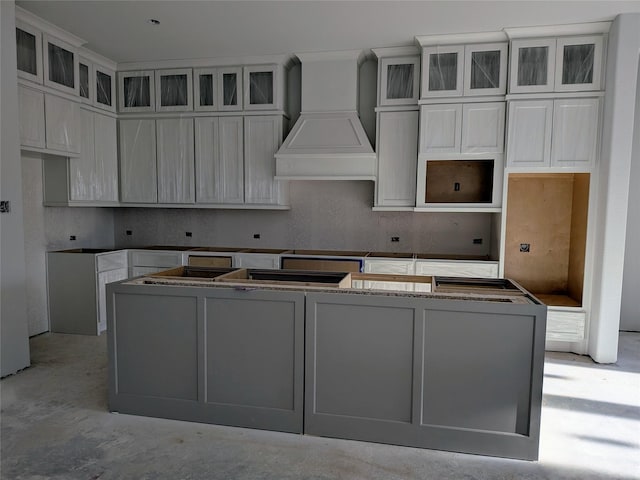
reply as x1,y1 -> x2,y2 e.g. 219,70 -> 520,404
421,45 -> 464,98
464,43 -> 508,96
554,35 -> 603,92
78,57 -> 92,103
193,68 -> 217,111
509,38 -> 556,94
155,68 -> 193,112
94,65 -> 116,112
218,67 -> 243,111
43,33 -> 79,95
118,70 -> 155,113
16,21 -> 43,84
379,56 -> 420,106
243,65 -> 277,110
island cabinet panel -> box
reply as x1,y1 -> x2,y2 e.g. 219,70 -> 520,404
305,292 -> 546,460
108,285 -> 305,434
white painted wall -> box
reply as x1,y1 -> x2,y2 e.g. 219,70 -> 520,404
21,153 -> 115,336
589,13 -> 640,362
1,0 -> 30,376
620,57 -> 640,332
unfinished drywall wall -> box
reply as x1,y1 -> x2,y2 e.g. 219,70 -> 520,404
113,181 -> 495,256
21,153 -> 115,336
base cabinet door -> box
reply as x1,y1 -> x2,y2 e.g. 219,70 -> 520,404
156,118 -> 195,203
376,111 -> 418,207
97,267 -> 128,333
45,94 -> 81,154
18,85 -> 46,148
119,119 -> 157,203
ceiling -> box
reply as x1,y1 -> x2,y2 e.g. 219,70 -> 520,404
16,0 -> 640,65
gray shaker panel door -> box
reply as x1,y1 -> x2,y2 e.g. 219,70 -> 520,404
114,293 -> 198,400
205,294 -> 299,411
312,302 -> 415,422
421,309 -> 535,435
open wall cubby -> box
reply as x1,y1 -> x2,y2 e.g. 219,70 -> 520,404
425,160 -> 494,204
504,173 -> 589,307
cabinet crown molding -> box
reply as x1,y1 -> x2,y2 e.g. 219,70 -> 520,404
77,47 -> 117,71
16,6 -> 86,47
117,53 -> 296,71
415,31 -> 507,47
504,21 -> 611,39
295,49 -> 369,65
372,46 -> 420,58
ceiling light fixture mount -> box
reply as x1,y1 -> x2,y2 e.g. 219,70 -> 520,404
147,19 -> 160,25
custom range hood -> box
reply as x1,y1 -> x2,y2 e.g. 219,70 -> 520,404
275,50 -> 376,180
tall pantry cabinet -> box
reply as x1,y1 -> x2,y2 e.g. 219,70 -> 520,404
501,24 -> 608,350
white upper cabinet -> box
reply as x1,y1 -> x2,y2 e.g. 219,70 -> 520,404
218,67 -> 243,111
551,98 -> 600,168
554,35 -> 604,92
156,118 -> 195,203
119,118 -> 157,203
421,45 -> 464,98
18,85 -> 46,149
461,102 -> 505,154
419,104 -> 462,153
16,21 -> 43,84
506,100 -> 553,168
118,71 -> 155,113
376,110 -> 419,208
244,64 -> 277,110
43,33 -> 79,96
463,43 -> 508,96
94,64 -> 116,112
44,93 -> 81,154
509,38 -> 556,94
379,56 -> 420,106
78,57 -> 92,104
195,116 -> 244,204
193,68 -> 217,111
155,68 -> 193,112
244,115 -> 286,205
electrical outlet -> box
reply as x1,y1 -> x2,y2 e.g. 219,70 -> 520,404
520,243 -> 530,253
185,231 -> 192,237
473,238 -> 483,245
126,230 -> 132,236
253,233 -> 261,239
0,201 -> 10,213
454,182 -> 461,192
391,236 -> 400,242
69,235 -> 76,241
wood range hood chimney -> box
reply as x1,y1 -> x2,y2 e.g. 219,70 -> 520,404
275,50 -> 376,181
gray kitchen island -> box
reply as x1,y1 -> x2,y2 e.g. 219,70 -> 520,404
107,268 -> 546,460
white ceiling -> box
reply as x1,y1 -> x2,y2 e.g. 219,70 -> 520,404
16,0 -> 640,64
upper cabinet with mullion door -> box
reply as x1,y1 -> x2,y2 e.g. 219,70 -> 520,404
554,35 -> 604,92
421,45 -> 464,98
42,33 -> 79,96
463,43 -> 508,96
78,56 -> 93,105
16,19 -> 43,85
194,68 -> 218,111
372,47 -> 421,107
155,68 -> 193,112
118,70 -> 155,113
244,64 -> 279,110
218,67 -> 243,111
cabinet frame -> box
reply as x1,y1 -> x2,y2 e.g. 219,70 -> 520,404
421,45 -> 464,98
155,68 -> 194,112
379,56 -> 421,106
118,70 -> 156,113
16,20 -> 43,85
243,64 -> 278,111
193,67 -> 218,112
509,38 -> 556,94
42,32 -> 79,96
463,43 -> 508,96
554,35 -> 604,92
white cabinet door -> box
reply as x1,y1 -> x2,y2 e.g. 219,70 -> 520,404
509,38 -> 556,94
42,33 -> 79,96
419,104 -> 462,154
118,71 -> 155,113
16,20 -> 43,84
69,108 -> 95,201
379,56 -> 420,106
195,116 -> 244,204
415,260 -> 499,278
551,98 -> 599,168
364,259 -> 416,275
97,267 -> 128,333
463,43 -> 508,96
93,113 -> 118,201
218,67 -> 243,111
421,45 -> 464,98
18,86 -> 45,148
461,102 -> 505,154
156,118 -> 195,204
44,94 -> 81,154
376,111 -> 418,207
554,35 -> 604,92
234,253 -> 281,269
194,68 -> 217,111
119,119 -> 157,203
94,64 -> 116,112
155,68 -> 193,112
243,64 -> 278,110
244,115 -> 284,205
506,100 -> 553,168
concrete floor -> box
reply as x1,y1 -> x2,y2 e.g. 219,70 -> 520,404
1,333 -> 639,480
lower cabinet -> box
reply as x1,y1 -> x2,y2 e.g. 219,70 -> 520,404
128,250 -> 184,277
414,259 -> 499,278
